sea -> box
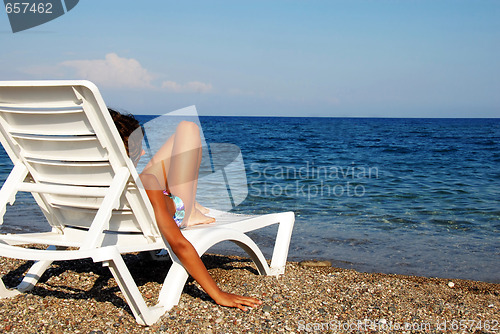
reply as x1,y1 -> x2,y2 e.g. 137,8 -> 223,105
1,116 -> 499,283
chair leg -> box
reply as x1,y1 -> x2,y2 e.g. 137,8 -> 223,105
0,245 -> 56,297
16,259 -> 54,292
231,239 -> 270,276
0,259 -> 53,297
156,253 -> 189,310
17,245 -> 66,292
100,248 -> 165,326
269,212 -> 295,276
0,278 -> 21,298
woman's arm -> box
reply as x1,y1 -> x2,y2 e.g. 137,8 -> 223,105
140,174 -> 262,311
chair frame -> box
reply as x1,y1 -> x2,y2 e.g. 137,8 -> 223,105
0,80 -> 294,325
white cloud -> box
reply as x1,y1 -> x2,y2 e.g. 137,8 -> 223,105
61,53 -> 155,89
60,53 -> 213,93
162,80 -> 213,93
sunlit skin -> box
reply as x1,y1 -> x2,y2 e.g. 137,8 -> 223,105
133,121 -> 262,311
141,121 -> 214,227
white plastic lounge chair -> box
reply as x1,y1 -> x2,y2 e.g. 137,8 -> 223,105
0,80 -> 294,326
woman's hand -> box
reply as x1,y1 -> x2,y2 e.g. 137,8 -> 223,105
140,173 -> 263,312
213,291 -> 263,311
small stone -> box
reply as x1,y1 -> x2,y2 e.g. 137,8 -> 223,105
298,260 -> 332,267
448,282 -> 455,288
262,305 -> 272,313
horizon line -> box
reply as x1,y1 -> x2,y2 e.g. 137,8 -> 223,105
136,114 -> 500,119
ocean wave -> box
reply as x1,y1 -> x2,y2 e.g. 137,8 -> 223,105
432,147 -> 458,153
428,219 -> 474,231
381,147 -> 413,154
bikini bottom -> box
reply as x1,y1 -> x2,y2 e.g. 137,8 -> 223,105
163,190 -> 185,228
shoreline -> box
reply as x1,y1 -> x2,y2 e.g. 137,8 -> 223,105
207,247 -> 500,285
0,253 -> 498,333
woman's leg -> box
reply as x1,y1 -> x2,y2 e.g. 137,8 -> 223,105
145,121 -> 213,226
143,132 -> 175,187
168,121 -> 214,226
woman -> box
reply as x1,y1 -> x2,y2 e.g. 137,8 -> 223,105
109,109 -> 262,311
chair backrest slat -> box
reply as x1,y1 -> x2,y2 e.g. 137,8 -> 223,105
0,81 -> 159,238
10,133 -> 107,162
24,158 -> 114,186
0,105 -> 94,136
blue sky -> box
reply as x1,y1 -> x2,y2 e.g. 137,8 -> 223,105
1,0 -> 499,117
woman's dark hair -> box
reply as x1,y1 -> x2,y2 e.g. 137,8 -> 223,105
108,108 -> 143,162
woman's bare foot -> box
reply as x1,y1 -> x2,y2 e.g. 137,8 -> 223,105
195,201 -> 210,214
183,208 -> 215,227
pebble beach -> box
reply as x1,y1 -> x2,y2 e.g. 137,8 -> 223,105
0,252 -> 498,333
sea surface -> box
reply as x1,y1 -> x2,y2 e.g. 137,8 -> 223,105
1,117 -> 499,283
